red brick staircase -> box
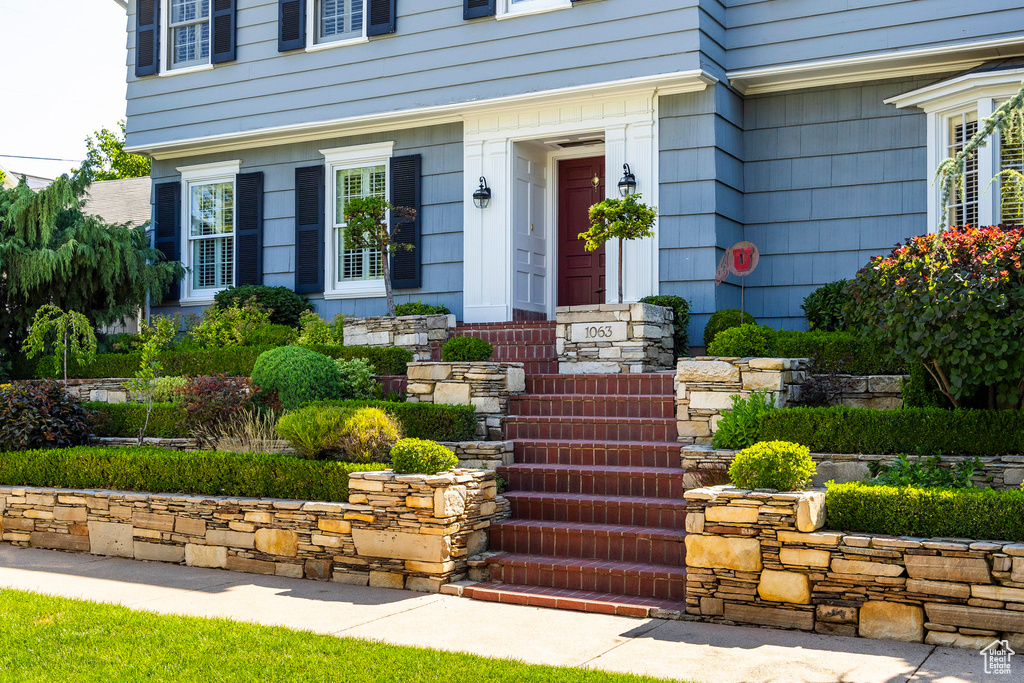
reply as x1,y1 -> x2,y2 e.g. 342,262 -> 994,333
448,322 -> 558,375
461,368 -> 688,618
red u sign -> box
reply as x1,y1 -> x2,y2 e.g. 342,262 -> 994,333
733,248 -> 754,273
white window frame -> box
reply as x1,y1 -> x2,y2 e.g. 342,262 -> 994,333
320,141 -> 394,300
160,0 -> 215,76
306,0 -> 370,52
177,160 -> 241,304
497,0 -> 572,19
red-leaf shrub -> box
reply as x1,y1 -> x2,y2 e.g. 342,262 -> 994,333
0,381 -> 92,450
175,374 -> 257,448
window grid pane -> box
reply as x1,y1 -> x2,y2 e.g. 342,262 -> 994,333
947,111 -> 979,227
319,0 -> 363,42
335,165 -> 386,284
188,180 -> 234,292
170,0 -> 210,67
1001,126 -> 1024,225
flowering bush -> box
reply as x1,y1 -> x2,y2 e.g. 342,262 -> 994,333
848,226 -> 1024,409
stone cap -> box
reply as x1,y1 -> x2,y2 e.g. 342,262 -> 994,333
344,313 -> 455,326
406,361 -> 525,369
0,485 -> 357,509
348,469 -> 490,485
683,484 -> 826,502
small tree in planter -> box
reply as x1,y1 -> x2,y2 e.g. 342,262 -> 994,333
579,194 -> 657,304
22,305 -> 97,383
126,315 -> 176,445
343,196 -> 417,318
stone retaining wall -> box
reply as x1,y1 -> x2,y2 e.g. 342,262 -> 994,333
0,469 -> 501,592
556,303 -> 674,374
683,485 -> 1024,650
821,375 -> 906,410
681,445 -> 1024,490
343,314 -> 455,362
406,362 -> 526,440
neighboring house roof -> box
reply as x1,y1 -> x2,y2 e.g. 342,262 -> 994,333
0,163 -> 54,191
82,176 -> 152,227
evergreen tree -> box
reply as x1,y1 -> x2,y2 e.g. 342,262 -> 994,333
83,121 -> 151,180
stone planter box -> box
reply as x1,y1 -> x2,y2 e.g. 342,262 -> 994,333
684,485 -> 1024,650
0,469 -> 502,593
555,303 -> 674,374
406,362 -> 527,440
343,314 -> 455,362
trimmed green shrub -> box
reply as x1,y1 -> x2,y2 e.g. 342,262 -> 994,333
390,438 -> 458,474
246,324 -> 297,347
0,446 -> 383,502
902,363 -> 950,409
335,358 -> 379,400
703,309 -> 756,347
868,453 -> 984,489
759,407 -> 1024,456
323,345 -> 411,376
152,376 -> 187,403
639,295 -> 691,355
0,382 -> 92,451
394,302 -> 451,316
711,389 -> 775,450
87,402 -> 187,439
251,346 -> 344,410
801,280 -> 850,332
707,324 -> 774,357
826,482 -> 1024,541
729,441 -> 816,491
441,336 -> 494,362
336,407 -> 401,463
307,400 -> 477,442
214,285 -> 313,328
277,405 -> 350,460
296,311 -> 342,347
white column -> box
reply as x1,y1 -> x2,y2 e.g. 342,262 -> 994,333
462,139 -> 512,322
624,117 -> 657,302
977,97 -> 996,227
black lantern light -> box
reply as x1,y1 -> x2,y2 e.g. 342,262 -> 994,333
472,176 -> 492,209
617,163 -> 637,197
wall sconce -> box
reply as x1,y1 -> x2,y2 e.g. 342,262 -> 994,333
618,164 -> 637,197
472,177 -> 492,209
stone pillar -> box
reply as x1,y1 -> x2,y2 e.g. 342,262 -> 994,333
405,362 -> 526,440
343,314 -> 455,362
555,303 -> 673,374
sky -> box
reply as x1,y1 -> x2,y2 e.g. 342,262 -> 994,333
0,0 -> 128,181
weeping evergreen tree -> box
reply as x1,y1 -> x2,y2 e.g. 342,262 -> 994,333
0,164 -> 181,352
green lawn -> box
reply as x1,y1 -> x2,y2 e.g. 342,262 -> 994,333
0,590 -> 682,683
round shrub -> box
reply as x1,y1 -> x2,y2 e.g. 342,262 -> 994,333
0,381 -> 92,451
390,438 -> 458,474
729,441 -> 816,491
801,280 -> 850,332
640,294 -> 691,356
251,346 -> 344,410
394,301 -> 451,316
441,336 -> 494,362
276,405 -> 349,459
707,323 -> 775,357
214,285 -> 313,328
337,407 -> 401,463
703,309 -> 757,347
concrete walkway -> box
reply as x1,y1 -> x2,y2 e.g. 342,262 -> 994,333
0,546 -> 989,683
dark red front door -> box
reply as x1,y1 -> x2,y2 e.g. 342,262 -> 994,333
558,157 -> 605,307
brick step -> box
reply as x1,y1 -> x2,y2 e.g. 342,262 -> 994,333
503,491 -> 686,528
510,394 -> 675,419
460,582 -> 687,618
490,346 -> 557,362
498,464 -> 684,498
513,440 -> 682,468
489,519 -> 686,565
525,374 -> 675,397
522,361 -> 559,375
485,553 -> 687,601
451,324 -> 557,347
504,416 -> 678,442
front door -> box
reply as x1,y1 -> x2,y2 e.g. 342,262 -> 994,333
558,157 -> 605,307
512,144 -> 548,317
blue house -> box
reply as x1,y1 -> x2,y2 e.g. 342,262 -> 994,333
119,0 -> 1024,338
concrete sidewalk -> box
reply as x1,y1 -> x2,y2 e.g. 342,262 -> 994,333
0,545 -> 988,683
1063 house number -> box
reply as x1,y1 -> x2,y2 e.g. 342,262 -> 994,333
585,325 -> 615,339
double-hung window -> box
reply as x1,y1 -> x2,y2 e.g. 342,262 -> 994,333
168,0 -> 211,70
310,0 -> 367,48
178,161 -> 240,302
321,142 -> 394,299
499,0 -> 572,18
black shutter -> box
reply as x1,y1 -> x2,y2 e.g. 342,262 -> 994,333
235,172 -> 264,287
389,155 -> 421,290
367,0 -> 396,36
211,0 -> 237,63
294,165 -> 325,294
154,181 -> 181,304
136,0 -> 160,76
279,0 -> 306,51
464,0 -> 495,20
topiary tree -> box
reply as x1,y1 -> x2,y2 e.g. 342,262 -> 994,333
729,441 -> 816,491
703,309 -> 757,348
21,305 -> 97,384
251,346 -> 345,410
343,196 -> 418,318
579,194 -> 657,304
441,336 -> 494,362
390,438 -> 458,474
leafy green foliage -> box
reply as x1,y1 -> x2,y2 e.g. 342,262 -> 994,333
177,374 -> 257,448
759,406 -> 1024,456
441,336 -> 494,362
711,389 -> 775,450
21,305 -> 97,383
707,323 -> 773,357
343,195 -> 418,317
251,346 -> 344,410
83,121 -> 151,180
703,309 -> 756,347
390,438 -> 458,475
125,315 -> 176,445
394,301 -> 451,316
87,402 -> 186,439
826,482 -> 1024,541
639,295 -> 690,355
847,226 -> 1024,408
901,363 -> 949,409
336,407 -> 401,464
335,358 -> 379,400
244,324 -> 297,347
296,311 -> 343,347
580,194 -> 657,303
213,285 -> 313,328
188,301 -> 272,348
729,441 -> 816,491
801,280 -> 850,331
867,454 -> 984,489
308,400 -> 477,442
0,382 -> 92,450
276,405 -> 351,460
0,446 -> 384,502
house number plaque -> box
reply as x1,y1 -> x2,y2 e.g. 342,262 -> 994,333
570,321 -> 628,343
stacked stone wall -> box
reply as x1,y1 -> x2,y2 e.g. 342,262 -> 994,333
0,470 -> 501,593
343,314 -> 455,362
405,362 -> 526,440
684,486 -> 1024,650
556,303 -> 673,374
819,375 -> 906,410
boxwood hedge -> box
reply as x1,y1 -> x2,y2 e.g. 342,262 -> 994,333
0,446 -> 385,502
86,402 -> 188,439
307,400 -> 477,442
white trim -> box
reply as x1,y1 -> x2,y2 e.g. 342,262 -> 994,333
728,35 -> 1024,95
321,141 -> 395,166
497,0 -> 572,20
158,63 -> 214,78
305,36 -> 369,52
179,161 -> 240,303
177,160 -> 241,179
306,0 -> 368,51
161,0 -> 213,76
885,68 -> 1024,111
127,70 -> 715,159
